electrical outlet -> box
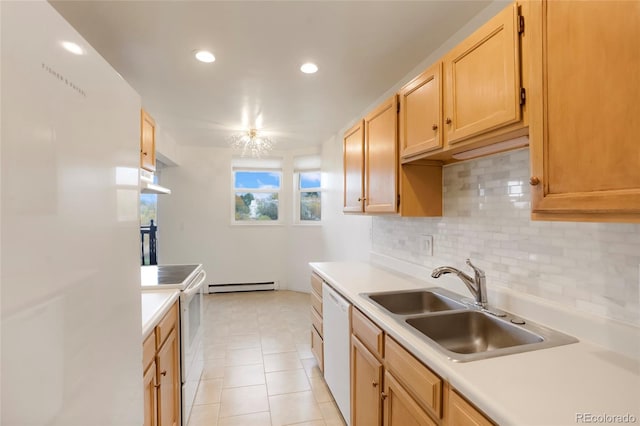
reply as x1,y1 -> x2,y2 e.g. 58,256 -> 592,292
420,234 -> 434,256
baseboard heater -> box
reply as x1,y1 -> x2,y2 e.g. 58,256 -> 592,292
208,281 -> 276,293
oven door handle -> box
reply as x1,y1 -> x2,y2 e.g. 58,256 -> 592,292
183,270 -> 206,297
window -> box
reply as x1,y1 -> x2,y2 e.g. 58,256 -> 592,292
140,193 -> 157,226
296,170 -> 321,222
233,169 -> 282,222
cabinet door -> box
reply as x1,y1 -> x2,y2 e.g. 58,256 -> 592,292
141,109 -> 156,172
143,361 -> 158,426
529,0 -> 640,220
443,4 -> 521,145
364,95 -> 398,213
447,389 -> 494,426
311,327 -> 324,372
383,371 -> 437,426
343,121 -> 365,212
399,62 -> 443,159
157,327 -> 180,426
351,335 -> 383,426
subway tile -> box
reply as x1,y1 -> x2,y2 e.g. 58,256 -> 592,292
372,148 -> 640,326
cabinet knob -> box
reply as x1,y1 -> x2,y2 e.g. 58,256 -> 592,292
357,197 -> 367,202
154,384 -> 161,389
372,381 -> 378,388
446,117 -> 452,124
143,152 -> 148,156
161,370 -> 167,376
529,176 -> 540,186
432,124 -> 438,131
381,392 -> 387,400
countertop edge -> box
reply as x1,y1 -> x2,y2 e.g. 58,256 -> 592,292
141,290 -> 180,339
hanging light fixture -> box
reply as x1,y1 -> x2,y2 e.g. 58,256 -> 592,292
229,128 -> 275,158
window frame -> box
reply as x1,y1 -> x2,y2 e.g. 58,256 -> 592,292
294,169 -> 322,225
231,167 -> 283,225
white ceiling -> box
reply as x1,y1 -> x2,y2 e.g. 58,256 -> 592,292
51,1 -> 492,150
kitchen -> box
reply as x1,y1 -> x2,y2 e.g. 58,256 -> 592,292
2,1 -> 639,426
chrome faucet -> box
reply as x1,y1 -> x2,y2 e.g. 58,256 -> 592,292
431,259 -> 487,309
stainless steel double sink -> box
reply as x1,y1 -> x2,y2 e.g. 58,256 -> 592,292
362,288 -> 577,362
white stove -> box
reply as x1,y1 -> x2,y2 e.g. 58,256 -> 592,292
141,264 -> 205,425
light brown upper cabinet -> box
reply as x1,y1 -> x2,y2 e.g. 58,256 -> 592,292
343,96 -> 399,214
343,96 -> 442,217
399,62 -> 443,161
443,3 -> 524,149
343,120 -> 365,212
528,0 -> 640,222
140,109 -> 156,172
364,95 -> 399,213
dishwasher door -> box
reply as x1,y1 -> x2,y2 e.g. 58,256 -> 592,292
322,283 -> 351,425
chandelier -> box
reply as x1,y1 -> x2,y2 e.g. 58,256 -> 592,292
229,128 -> 275,158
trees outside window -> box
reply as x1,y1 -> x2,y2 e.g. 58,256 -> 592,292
297,171 -> 321,222
233,170 -> 281,222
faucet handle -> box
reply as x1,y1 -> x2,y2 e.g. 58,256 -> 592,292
465,259 -> 485,279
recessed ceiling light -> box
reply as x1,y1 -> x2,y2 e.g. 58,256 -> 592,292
62,41 -> 84,55
300,62 -> 318,74
195,50 -> 215,63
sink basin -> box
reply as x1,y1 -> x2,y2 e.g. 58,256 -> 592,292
364,289 -> 466,315
405,310 -> 577,362
407,310 -> 543,354
360,286 -> 577,362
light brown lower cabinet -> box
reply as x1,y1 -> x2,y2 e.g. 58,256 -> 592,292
351,335 -> 383,425
143,302 -> 181,426
349,306 -> 494,426
384,371 -> 437,426
143,360 -> 158,426
158,327 -> 180,426
310,273 -> 324,372
446,387 -> 494,426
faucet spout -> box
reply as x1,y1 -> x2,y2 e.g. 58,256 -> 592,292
431,259 -> 487,308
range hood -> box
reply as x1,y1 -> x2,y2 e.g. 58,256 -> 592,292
140,169 -> 171,195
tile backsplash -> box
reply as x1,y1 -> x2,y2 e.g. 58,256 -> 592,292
372,148 -> 640,326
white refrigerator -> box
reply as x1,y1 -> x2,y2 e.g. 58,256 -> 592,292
1,1 -> 144,424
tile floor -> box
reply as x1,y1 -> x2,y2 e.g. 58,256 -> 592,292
188,290 -> 347,426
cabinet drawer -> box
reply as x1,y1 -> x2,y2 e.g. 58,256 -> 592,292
351,308 -> 384,359
448,388 -> 494,426
311,306 -> 323,337
156,302 -> 178,348
311,327 -> 324,372
385,336 -> 442,419
143,332 -> 156,371
311,273 -> 323,296
310,289 -> 322,316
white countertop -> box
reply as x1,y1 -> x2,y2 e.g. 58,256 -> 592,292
310,261 -> 640,426
141,290 -> 180,339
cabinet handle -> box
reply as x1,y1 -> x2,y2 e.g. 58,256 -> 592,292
432,124 -> 438,131
161,370 -> 167,376
381,392 -> 387,400
445,117 -> 452,124
529,176 -> 540,186
372,381 -> 378,387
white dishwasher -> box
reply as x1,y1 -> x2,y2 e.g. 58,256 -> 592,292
322,283 -> 352,425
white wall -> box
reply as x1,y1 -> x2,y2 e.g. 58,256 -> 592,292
319,135 -> 372,262
159,145 -> 329,293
